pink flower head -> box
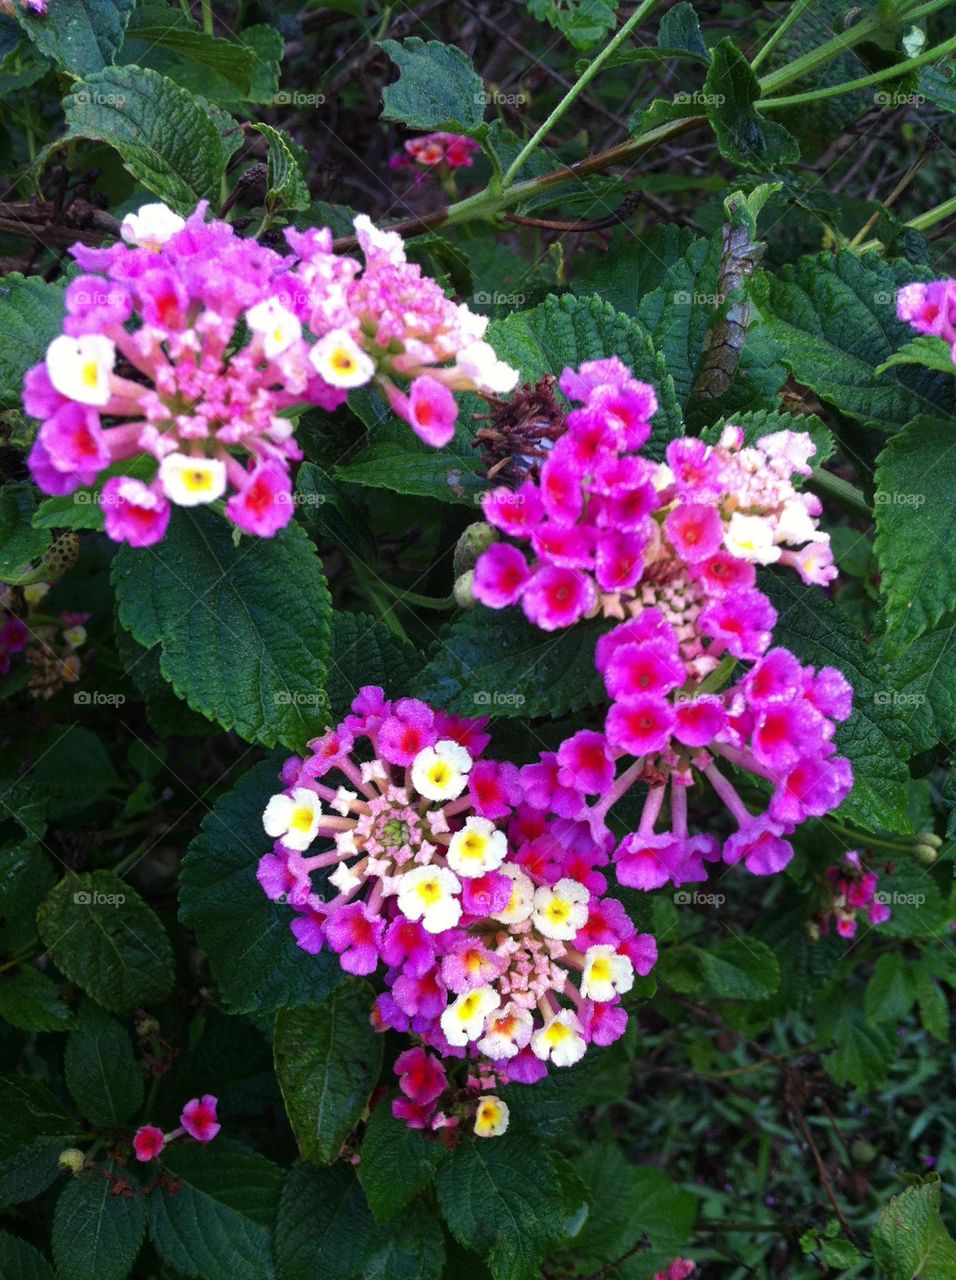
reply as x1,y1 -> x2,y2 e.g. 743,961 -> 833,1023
468,760 -> 522,820
616,832 -> 684,890
101,476 -> 171,547
225,461 -> 293,537
750,700 -> 826,773
37,403 -> 109,482
699,590 -> 777,660
539,450 -> 585,523
461,869 -> 513,915
580,999 -> 628,1047
522,565 -> 597,631
440,935 -> 506,994
605,695 -> 675,756
473,543 -> 531,608
381,916 -> 435,977
744,648 -> 805,706
181,1095 -> 220,1143
557,730 -> 614,795
665,502 -> 723,563
406,375 -> 458,447
395,1047 -> 447,1104
723,816 -> 794,876
691,551 -> 756,597
377,698 -> 436,766
604,640 -> 685,701
482,481 -> 543,536
896,280 -> 956,343
673,694 -> 727,747
771,754 -> 853,824
594,528 -> 646,592
132,1125 -> 165,1162
323,902 -> 384,975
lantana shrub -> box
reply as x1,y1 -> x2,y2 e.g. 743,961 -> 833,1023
0,3 -> 953,1279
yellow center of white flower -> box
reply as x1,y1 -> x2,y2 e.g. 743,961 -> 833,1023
427,760 -> 451,787
544,1020 -> 573,1045
183,467 -> 216,494
589,955 -> 613,984
81,360 -> 101,390
544,898 -> 570,926
459,831 -> 487,859
330,347 -> 357,374
289,806 -> 315,834
457,992 -> 481,1020
416,877 -> 443,906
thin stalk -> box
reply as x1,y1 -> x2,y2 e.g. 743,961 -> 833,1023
855,193 -> 956,252
501,0 -> 664,188
200,0 -> 213,35
759,33 -> 956,110
848,143 -> 934,247
750,0 -> 816,73
807,468 -> 872,520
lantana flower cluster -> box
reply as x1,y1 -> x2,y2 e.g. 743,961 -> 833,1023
897,279 -> 956,363
258,686 -> 657,1135
0,581 -> 88,697
24,201 -> 517,546
132,1093 -> 220,1163
472,358 -> 852,891
389,132 -> 481,180
817,851 -> 891,939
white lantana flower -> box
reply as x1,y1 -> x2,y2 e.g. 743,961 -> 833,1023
309,329 -> 375,388
246,298 -> 303,358
328,862 -> 361,896
440,984 -> 500,1047
531,1010 -> 587,1067
580,945 -> 635,1002
46,334 -> 116,406
397,864 -> 462,933
158,453 -> 228,506
724,512 -> 781,564
477,1002 -> 533,1060
457,340 -> 519,395
490,863 -> 534,925
411,739 -> 472,802
120,202 -> 185,251
446,816 -> 507,878
474,1095 -> 510,1138
263,787 -> 323,851
532,878 -> 589,941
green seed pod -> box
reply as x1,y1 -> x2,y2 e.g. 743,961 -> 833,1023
453,522 -> 499,578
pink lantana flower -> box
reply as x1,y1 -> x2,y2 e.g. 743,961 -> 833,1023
180,1095 -> 221,1143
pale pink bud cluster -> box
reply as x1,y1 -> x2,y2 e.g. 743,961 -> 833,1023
819,851 -> 891,939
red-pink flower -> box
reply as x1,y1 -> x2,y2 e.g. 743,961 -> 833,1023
395,1047 -> 447,1105
132,1125 -> 165,1162
180,1095 -> 220,1143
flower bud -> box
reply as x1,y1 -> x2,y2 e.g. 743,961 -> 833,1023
850,1139 -> 877,1166
453,522 -> 499,577
58,1148 -> 86,1176
913,842 -> 939,865
453,570 -> 477,610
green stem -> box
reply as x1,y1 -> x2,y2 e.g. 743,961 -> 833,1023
905,192 -> 956,232
501,0 -> 664,188
0,944 -> 39,976
822,820 -> 914,854
200,0 -> 213,35
750,0 -> 816,73
807,468 -> 872,520
759,33 -> 956,110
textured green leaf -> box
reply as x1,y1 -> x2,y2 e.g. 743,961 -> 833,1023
693,936 -> 781,1001
252,123 -> 311,213
274,984 -> 382,1164
528,0 -> 617,51
327,611 -> 418,720
358,1104 -> 447,1224
702,407 -> 834,465
872,1178 -> 956,1280
180,759 -> 344,1015
762,575 -> 911,833
379,38 -> 486,135
148,1139 -> 283,1280
123,3 -> 254,92
818,991 -> 895,1089
62,66 -> 242,213
28,725 -> 117,820
0,840 -> 56,954
0,274 -> 65,408
113,508 -> 332,752
704,39 -> 799,169
37,871 -> 174,1014
436,1134 -> 566,1280
361,1199 -> 445,1280
876,336 -> 956,377
875,416 -> 956,656
864,953 -> 918,1025
112,618 -> 209,739
415,609 -> 609,719
0,483 -> 50,580
569,225 -> 700,317
0,1230 -> 54,1280
0,966 -> 72,1032
753,253 -> 956,432
15,0 -> 133,75
64,1001 -> 144,1126
52,1168 -> 146,1280
0,1076 -> 78,1207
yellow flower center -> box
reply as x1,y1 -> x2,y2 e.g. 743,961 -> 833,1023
416,877 -> 442,906
289,806 -> 314,833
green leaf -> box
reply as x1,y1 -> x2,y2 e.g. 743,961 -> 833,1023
15,0 -> 133,75
762,575 -> 911,833
528,0 -> 617,51
0,483 -> 51,581
876,335 -> 956,377
883,623 -> 956,754
28,725 -> 117,820
113,508 -> 332,752
414,609 -> 609,719
0,1076 -> 79,1207
817,991 -> 895,1089
112,618 -> 209,739
37,871 -> 174,1015
52,1168 -> 147,1280
693,936 -> 781,1001
702,407 -> 834,466
864,953 -> 918,1025
753,253 -> 956,433
0,1230 -> 54,1280
436,1133 -> 566,1280
361,1200 -> 445,1280
252,123 -> 311,214
122,3 -> 254,93
874,416 -> 956,657
180,759 -> 345,1015
0,966 -> 72,1032
0,840 -> 57,954
327,610 -> 418,720
872,1177 -> 956,1280
358,1104 -> 447,1224
274,984 -> 382,1164
61,66 -> 242,214
379,38 -> 486,136
148,1138 -> 284,1280
704,39 -> 799,169
572,1145 -> 696,1278
569,225 -> 700,316
64,1001 -> 144,1126
658,2 -> 709,63
0,274 -> 65,408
